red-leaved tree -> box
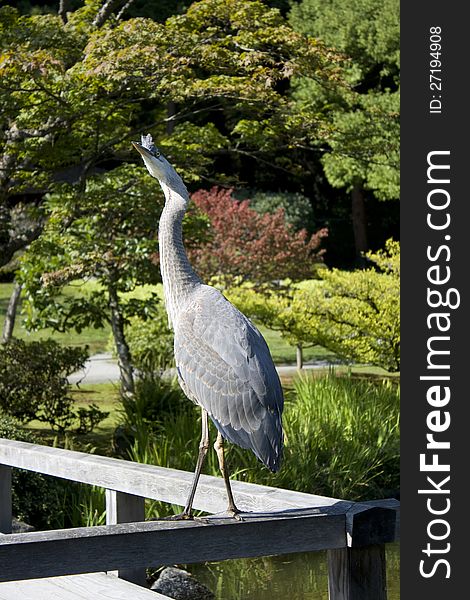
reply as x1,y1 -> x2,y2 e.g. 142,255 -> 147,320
188,188 -> 327,286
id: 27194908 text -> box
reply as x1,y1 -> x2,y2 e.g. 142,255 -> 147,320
429,26 -> 443,115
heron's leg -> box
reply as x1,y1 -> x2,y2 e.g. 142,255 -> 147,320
177,408 -> 210,518
214,431 -> 242,519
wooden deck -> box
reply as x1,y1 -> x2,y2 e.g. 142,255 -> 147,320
0,572 -> 171,600
0,438 -> 399,599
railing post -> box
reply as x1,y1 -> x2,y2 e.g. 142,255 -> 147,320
0,465 -> 12,534
106,489 -> 146,586
327,544 -> 387,600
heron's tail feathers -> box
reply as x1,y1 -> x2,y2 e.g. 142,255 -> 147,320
211,413 -> 283,473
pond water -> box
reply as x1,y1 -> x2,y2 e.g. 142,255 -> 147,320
189,543 -> 399,599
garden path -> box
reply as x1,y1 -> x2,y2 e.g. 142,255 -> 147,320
68,353 -> 331,385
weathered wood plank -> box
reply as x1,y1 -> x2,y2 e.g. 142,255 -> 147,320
106,490 -> 146,525
106,490 -> 146,586
345,504 -> 397,548
0,572 -> 171,600
0,511 -> 346,582
327,544 -> 387,600
0,438 -> 351,514
363,498 -> 400,540
0,466 -> 11,534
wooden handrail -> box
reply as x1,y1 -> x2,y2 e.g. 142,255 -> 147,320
0,438 -> 348,513
0,511 -> 346,582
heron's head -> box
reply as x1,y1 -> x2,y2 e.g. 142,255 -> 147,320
132,134 -> 182,191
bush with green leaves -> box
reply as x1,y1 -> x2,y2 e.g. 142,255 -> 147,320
114,375 -> 191,458
296,240 -> 400,371
120,376 -> 188,430
236,190 -> 316,232
0,338 -> 108,433
226,282 -> 316,350
124,309 -> 175,377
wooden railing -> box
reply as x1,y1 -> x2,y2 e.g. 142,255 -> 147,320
0,438 -> 399,599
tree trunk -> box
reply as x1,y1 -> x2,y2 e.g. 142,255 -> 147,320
296,344 -> 303,370
1,282 -> 22,343
58,0 -> 69,23
166,101 -> 176,135
107,285 -> 135,396
93,0 -> 127,27
351,182 -> 368,265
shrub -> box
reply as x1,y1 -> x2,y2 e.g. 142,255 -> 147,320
124,310 -> 174,377
297,240 -> 400,371
229,240 -> 400,372
115,375 -> 191,457
121,376 -> 188,429
0,338 -> 108,433
189,187 -> 327,287
242,190 -> 316,232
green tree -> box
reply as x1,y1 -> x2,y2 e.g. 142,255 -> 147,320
289,0 -> 400,260
2,0 -> 343,391
296,239 -> 400,371
19,165 -> 165,395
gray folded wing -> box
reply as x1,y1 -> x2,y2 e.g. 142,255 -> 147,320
174,285 -> 283,472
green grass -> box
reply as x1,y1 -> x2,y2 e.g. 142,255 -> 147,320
0,283 -> 111,354
256,324 -> 337,364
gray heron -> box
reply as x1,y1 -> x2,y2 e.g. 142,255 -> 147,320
133,134 -> 284,518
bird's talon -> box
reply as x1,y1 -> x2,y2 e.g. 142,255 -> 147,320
194,515 -> 211,524
227,508 -> 244,521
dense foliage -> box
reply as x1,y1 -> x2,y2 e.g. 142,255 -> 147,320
290,0 -> 400,199
289,0 -> 400,258
1,0 -> 400,284
299,239 -> 400,371
190,187 -> 327,286
242,189 -> 317,232
124,309 -> 175,376
18,167 -> 163,331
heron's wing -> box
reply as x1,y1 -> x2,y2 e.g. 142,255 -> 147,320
174,286 -> 283,471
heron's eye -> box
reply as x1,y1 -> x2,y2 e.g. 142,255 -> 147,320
155,150 -> 161,158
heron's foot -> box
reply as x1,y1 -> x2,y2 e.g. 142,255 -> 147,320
194,515 -> 212,524
227,506 -> 244,521
164,511 -> 193,521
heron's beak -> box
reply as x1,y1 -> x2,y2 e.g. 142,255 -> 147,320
132,141 -> 153,158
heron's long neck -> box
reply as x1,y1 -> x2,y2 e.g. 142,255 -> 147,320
158,183 -> 201,329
